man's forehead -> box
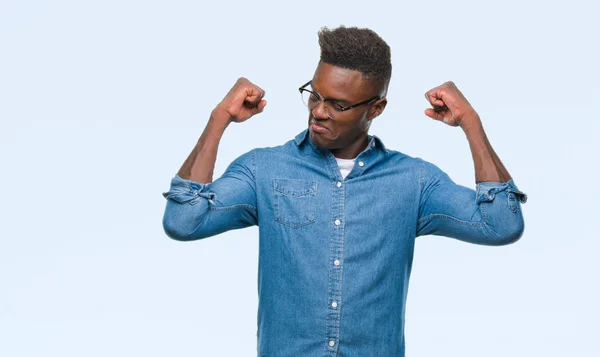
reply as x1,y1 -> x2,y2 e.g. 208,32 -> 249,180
312,63 -> 372,101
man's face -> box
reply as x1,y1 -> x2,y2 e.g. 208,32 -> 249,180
307,62 -> 384,151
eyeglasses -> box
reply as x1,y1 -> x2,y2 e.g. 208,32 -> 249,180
298,80 -> 380,119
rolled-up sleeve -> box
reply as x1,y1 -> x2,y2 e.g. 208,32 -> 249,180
416,159 -> 527,246
161,149 -> 258,241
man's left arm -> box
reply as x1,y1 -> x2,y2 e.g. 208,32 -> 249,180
416,81 -> 528,245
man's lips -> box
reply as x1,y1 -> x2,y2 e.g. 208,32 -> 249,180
310,119 -> 330,133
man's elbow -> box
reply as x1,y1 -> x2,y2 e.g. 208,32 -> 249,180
163,220 -> 194,241
493,216 -> 525,246
162,204 -> 210,242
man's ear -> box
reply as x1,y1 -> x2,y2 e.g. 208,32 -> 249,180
368,98 -> 387,120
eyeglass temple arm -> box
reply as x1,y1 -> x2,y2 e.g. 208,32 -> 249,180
298,80 -> 312,92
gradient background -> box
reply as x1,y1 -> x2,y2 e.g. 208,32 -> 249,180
1,0 -> 598,356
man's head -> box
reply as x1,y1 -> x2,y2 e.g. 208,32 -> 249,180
305,26 -> 391,156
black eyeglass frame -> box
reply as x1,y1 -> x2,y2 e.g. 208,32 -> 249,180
298,80 -> 381,113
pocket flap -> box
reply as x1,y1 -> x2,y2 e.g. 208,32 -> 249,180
274,179 -> 317,197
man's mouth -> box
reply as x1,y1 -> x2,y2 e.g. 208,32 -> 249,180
310,119 -> 330,133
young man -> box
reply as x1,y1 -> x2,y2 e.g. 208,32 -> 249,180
162,26 -> 527,357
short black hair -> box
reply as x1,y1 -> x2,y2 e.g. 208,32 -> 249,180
318,26 -> 392,94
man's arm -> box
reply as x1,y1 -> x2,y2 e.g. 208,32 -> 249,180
417,81 -> 527,245
176,112 -> 230,184
424,81 -> 510,183
162,78 -> 267,241
177,77 -> 267,183
416,159 -> 526,245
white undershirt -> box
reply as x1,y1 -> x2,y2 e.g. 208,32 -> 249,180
335,156 -> 356,179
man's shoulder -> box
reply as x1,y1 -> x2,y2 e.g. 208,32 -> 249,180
249,130 -> 308,156
380,146 -> 423,167
376,144 -> 450,179
251,137 -> 298,156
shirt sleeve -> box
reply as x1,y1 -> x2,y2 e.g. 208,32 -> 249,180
416,159 -> 527,246
161,149 -> 258,241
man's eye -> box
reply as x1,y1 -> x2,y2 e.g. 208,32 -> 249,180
309,94 -> 319,103
329,102 -> 344,112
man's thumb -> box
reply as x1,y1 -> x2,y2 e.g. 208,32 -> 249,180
251,99 -> 267,114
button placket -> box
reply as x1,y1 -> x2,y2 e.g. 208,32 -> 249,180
324,163 -> 345,355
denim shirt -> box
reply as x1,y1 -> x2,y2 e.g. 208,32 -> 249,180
162,129 -> 527,357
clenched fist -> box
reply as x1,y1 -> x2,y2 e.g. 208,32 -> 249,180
215,77 -> 267,123
424,81 -> 478,127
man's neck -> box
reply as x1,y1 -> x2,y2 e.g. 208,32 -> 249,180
330,135 -> 369,159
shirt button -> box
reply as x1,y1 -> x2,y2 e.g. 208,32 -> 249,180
334,219 -> 341,226
337,182 -> 342,187
358,161 -> 364,167
329,340 -> 335,347
331,301 -> 338,308
334,259 -> 340,266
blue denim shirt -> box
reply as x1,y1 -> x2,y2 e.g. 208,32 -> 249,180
162,129 -> 527,357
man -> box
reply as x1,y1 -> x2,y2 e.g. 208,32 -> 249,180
162,26 -> 527,357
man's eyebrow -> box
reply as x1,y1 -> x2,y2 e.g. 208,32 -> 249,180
311,85 -> 351,104
326,96 -> 351,105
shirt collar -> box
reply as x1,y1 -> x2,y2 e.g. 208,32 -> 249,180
294,128 -> 388,153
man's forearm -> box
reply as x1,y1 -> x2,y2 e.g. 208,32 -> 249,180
460,113 -> 512,184
177,108 -> 231,183
176,77 -> 267,183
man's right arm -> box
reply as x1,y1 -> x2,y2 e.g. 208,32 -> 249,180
176,110 -> 232,184
177,77 -> 267,183
162,78 -> 267,241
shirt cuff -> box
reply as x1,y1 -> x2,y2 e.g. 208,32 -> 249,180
162,174 -> 216,205
475,179 -> 528,204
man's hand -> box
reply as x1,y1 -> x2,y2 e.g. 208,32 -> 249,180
424,81 -> 478,127
215,77 -> 267,123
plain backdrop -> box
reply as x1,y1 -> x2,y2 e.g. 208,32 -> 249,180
1,0 -> 599,356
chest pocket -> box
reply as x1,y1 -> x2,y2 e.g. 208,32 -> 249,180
273,178 -> 318,228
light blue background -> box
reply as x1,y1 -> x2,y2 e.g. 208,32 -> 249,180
1,0 -> 598,356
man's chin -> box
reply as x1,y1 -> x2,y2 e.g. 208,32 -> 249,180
309,129 -> 333,150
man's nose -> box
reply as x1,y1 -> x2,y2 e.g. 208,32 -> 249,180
311,101 -> 329,120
